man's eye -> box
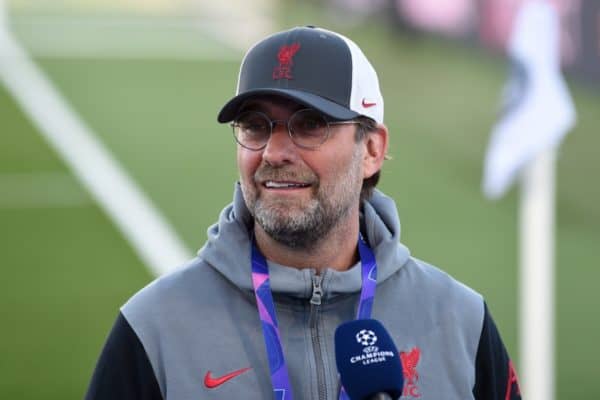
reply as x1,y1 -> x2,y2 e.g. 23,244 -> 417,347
301,119 -> 321,130
295,117 -> 325,136
243,123 -> 265,131
238,118 -> 268,133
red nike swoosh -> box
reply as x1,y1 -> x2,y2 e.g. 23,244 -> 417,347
362,99 -> 377,108
204,367 -> 252,388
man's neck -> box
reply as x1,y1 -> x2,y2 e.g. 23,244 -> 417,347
253,213 -> 360,272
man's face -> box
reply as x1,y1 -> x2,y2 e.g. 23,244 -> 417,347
237,97 -> 367,249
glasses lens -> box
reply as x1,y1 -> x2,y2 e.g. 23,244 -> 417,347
289,110 -> 328,148
233,112 -> 270,150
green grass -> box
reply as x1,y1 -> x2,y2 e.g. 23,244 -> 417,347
35,58 -> 241,248
1,12 -> 599,400
0,84 -> 152,397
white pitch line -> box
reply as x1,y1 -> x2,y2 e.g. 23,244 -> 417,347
5,4 -> 274,59
195,0 -> 276,52
9,16 -> 243,60
0,2 -> 192,276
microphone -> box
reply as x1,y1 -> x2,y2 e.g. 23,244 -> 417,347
335,319 -> 404,400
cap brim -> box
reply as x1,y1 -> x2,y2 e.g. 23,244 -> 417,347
217,88 -> 360,123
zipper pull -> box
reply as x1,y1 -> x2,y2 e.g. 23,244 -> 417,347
310,274 -> 323,306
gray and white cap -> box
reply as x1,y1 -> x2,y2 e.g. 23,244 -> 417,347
217,26 -> 384,124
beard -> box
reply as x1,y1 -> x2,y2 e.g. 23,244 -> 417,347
241,150 -> 363,250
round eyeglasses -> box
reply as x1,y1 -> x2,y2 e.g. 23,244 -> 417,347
231,109 -> 359,151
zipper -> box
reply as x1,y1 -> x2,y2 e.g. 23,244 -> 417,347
310,273 -> 323,305
310,273 -> 327,399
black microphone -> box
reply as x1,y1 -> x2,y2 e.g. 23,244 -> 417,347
335,319 -> 404,400
367,395 -> 392,400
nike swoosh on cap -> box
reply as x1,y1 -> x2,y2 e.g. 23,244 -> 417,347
361,98 -> 377,108
204,367 -> 252,389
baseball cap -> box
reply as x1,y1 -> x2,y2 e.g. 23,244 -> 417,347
217,26 -> 384,124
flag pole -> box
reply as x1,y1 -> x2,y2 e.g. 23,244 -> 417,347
519,147 -> 556,400
482,2 -> 575,397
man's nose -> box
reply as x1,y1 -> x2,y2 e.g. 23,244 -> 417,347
261,122 -> 298,165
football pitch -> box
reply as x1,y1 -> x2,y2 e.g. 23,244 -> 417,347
1,18 -> 599,400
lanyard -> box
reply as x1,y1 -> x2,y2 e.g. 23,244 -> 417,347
251,235 -> 378,400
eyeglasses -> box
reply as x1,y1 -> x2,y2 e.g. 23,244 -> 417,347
231,109 -> 359,151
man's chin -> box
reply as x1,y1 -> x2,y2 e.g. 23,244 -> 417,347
256,197 -> 315,214
255,207 -> 309,228
255,217 -> 320,250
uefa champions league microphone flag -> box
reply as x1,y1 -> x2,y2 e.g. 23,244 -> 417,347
482,0 -> 576,199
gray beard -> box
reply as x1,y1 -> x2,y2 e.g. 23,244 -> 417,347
252,195 -> 351,250
242,146 -> 363,250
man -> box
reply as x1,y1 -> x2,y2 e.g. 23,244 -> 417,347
86,26 -> 521,399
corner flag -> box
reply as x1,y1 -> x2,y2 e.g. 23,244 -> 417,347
482,0 -> 575,199
482,2 -> 577,400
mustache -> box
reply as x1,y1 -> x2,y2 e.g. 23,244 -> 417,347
254,165 -> 317,183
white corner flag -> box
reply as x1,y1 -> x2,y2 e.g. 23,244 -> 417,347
482,0 -> 575,199
482,2 -> 576,400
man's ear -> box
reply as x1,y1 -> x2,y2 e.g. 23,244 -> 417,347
362,123 -> 389,179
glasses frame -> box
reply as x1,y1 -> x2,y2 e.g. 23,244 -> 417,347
230,108 -> 359,151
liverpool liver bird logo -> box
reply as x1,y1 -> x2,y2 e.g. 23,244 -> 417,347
273,43 -> 301,80
400,347 -> 421,398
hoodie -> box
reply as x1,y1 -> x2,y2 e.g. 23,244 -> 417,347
85,185 -> 521,400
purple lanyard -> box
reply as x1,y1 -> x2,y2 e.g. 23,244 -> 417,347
251,235 -> 377,400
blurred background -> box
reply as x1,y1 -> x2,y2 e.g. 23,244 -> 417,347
0,0 -> 598,398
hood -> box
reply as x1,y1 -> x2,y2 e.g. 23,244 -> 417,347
198,183 -> 410,300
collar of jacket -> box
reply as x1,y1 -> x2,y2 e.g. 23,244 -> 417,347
198,183 -> 410,301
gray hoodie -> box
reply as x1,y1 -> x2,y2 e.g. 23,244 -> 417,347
86,185 -> 521,400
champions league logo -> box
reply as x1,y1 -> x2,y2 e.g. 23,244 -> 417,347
350,329 -> 395,365
356,329 -> 379,353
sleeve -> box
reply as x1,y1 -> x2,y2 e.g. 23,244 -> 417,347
85,312 -> 163,400
472,303 -> 522,400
